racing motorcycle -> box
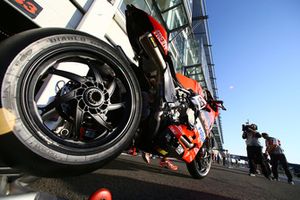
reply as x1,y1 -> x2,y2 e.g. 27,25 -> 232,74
0,5 -> 225,178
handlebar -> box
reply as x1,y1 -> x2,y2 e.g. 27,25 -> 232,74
217,101 -> 227,111
207,100 -> 226,111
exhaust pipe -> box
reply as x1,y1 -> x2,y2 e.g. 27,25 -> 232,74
139,33 -> 166,71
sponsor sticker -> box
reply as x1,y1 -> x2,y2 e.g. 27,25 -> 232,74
8,0 -> 43,19
196,118 -> 206,143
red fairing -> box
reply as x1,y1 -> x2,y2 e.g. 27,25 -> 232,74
168,125 -> 203,163
148,15 -> 168,56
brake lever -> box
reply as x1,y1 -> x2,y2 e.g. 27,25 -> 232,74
215,100 -> 226,111
220,104 -> 227,111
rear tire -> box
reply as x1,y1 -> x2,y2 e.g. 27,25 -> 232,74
0,28 -> 142,177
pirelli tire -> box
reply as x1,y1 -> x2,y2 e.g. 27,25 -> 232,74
0,28 -> 142,177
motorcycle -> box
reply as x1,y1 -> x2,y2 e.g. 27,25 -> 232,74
0,5 -> 225,178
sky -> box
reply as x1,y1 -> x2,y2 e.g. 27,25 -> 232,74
205,0 -> 300,164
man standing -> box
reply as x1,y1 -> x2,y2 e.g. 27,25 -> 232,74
261,133 -> 294,185
242,124 -> 271,179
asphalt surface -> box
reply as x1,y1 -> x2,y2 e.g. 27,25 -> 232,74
26,154 -> 300,200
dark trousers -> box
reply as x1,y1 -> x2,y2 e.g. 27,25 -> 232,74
270,154 -> 293,181
247,146 -> 270,178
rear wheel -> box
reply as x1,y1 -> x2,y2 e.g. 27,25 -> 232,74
0,28 -> 142,177
186,138 -> 213,179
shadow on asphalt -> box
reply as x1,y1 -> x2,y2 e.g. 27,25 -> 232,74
103,158 -> 191,179
212,165 -> 252,176
58,173 -> 237,200
28,156 -> 300,200
29,158 -> 238,199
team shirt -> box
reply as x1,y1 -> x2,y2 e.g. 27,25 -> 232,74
265,137 -> 283,154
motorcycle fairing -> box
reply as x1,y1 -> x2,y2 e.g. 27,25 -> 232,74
168,124 -> 205,163
176,73 -> 219,134
176,73 -> 204,96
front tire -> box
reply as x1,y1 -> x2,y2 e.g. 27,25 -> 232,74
0,28 -> 142,177
186,138 -> 213,179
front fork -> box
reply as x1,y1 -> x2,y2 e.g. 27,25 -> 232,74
201,136 -> 213,159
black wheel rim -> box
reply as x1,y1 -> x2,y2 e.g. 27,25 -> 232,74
19,45 -> 138,154
196,146 -> 212,174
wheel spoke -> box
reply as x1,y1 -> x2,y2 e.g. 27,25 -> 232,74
40,90 -> 76,115
107,79 -> 116,97
107,102 -> 125,111
87,60 -> 104,83
74,105 -> 85,139
49,67 -> 85,83
41,108 -> 57,121
91,113 -> 113,131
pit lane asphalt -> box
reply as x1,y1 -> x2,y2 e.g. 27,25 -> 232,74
28,153 -> 300,200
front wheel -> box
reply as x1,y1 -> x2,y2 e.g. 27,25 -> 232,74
186,138 -> 213,179
0,28 -> 142,177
